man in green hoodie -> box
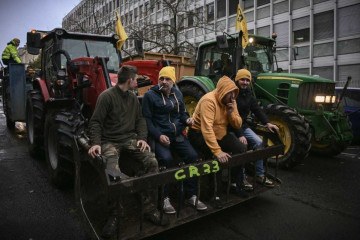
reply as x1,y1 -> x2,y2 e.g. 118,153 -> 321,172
2,38 -> 21,66
88,65 -> 169,238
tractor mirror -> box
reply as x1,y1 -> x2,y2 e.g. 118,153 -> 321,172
135,39 -> 144,56
27,31 -> 41,55
216,35 -> 228,49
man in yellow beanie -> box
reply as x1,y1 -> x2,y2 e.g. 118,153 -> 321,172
233,68 -> 279,188
2,38 -> 21,66
142,66 -> 207,214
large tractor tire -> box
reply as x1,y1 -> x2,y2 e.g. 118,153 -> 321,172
2,77 -> 15,129
179,83 -> 205,116
44,110 -> 84,188
311,141 -> 347,156
264,104 -> 311,169
26,90 -> 45,158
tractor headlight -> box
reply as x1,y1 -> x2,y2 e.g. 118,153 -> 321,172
314,95 -> 336,103
249,37 -> 254,44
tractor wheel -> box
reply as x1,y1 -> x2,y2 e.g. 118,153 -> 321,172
44,110 -> 84,188
264,104 -> 312,169
179,83 -> 205,116
26,90 -> 45,158
2,77 -> 15,129
311,141 -> 347,156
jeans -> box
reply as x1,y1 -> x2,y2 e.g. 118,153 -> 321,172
243,127 -> 265,177
155,136 -> 198,198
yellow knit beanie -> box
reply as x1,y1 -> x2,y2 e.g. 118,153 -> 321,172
235,69 -> 252,82
158,66 -> 176,83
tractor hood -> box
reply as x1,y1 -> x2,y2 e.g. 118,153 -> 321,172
257,72 -> 334,84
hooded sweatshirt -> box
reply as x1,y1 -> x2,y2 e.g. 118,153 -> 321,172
191,76 -> 242,156
142,85 -> 189,140
1,40 -> 21,63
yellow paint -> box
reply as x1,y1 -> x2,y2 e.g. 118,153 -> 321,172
175,169 -> 186,180
212,160 -> 220,173
189,166 -> 201,177
257,76 -> 303,82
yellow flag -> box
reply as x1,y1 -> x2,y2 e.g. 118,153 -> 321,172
115,11 -> 128,50
235,4 -> 248,48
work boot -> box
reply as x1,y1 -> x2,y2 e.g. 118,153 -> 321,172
101,215 -> 119,239
145,209 -> 170,226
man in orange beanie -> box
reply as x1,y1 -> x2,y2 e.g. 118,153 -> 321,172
142,66 -> 208,214
233,69 -> 279,189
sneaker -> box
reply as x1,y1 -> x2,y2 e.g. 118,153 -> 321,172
256,176 -> 275,188
145,209 -> 170,226
235,187 -> 249,198
243,178 -> 253,191
101,215 -> 119,239
187,195 -> 208,211
163,197 -> 176,214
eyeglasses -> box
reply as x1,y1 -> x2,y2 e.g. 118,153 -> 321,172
239,78 -> 251,83
159,77 -> 172,82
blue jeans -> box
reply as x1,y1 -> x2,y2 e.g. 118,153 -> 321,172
243,127 -> 265,177
155,136 -> 198,198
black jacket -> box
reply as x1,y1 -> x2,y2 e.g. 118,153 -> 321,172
233,88 -> 269,137
142,85 -> 189,140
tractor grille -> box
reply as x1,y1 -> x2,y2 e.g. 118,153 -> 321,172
298,82 -> 335,111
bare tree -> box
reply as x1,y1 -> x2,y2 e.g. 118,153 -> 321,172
126,0 -> 213,56
63,0 -> 114,35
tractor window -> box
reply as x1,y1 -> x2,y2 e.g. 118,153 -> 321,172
244,45 -> 272,74
61,39 -> 120,73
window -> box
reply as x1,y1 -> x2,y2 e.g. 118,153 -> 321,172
293,17 -> 310,44
314,11 -> 334,41
188,12 -> 194,27
274,21 -> 289,47
228,0 -> 238,16
314,43 -> 334,57
338,4 -> 360,38
217,0 -> 226,19
257,6 -> 270,20
207,3 -> 214,22
338,38 -> 360,55
257,0 -> 270,7
257,26 -> 270,37
292,0 -> 309,10
274,0 -> 288,15
313,67 -> 333,80
244,0 -> 254,10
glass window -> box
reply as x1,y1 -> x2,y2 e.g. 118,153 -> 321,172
293,17 -> 310,44
314,11 -> 334,41
292,68 -> 309,75
292,0 -> 309,10
274,21 -> 289,47
216,20 -> 226,32
338,64 -> 360,88
217,0 -> 226,18
257,0 -> 270,7
313,67 -> 333,80
244,0 -> 254,10
338,38 -> 360,55
257,26 -> 270,37
188,12 -> 194,27
228,0 -> 238,16
245,11 -> 254,22
338,4 -> 360,38
257,6 -> 270,20
314,0 -> 328,4
274,0 -> 288,15
293,46 -> 309,60
276,49 -> 289,62
314,42 -> 334,57
207,3 -> 214,22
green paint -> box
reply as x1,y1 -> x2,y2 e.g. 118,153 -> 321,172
175,169 -> 186,180
189,165 -> 200,177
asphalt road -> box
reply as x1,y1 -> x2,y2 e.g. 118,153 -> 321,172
1,98 -> 360,240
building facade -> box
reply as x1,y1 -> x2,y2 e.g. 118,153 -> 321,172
62,0 -> 360,87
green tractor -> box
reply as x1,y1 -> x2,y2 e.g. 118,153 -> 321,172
177,34 -> 353,169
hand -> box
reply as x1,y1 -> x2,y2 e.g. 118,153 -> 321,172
159,135 -> 171,146
88,145 -> 101,158
137,140 -> 151,152
216,151 -> 231,163
186,117 -> 194,126
239,136 -> 248,145
266,123 -> 279,133
226,100 -> 235,115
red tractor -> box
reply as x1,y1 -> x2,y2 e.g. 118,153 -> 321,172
22,28 -> 284,239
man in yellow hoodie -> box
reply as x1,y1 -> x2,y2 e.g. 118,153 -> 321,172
188,76 -> 248,197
